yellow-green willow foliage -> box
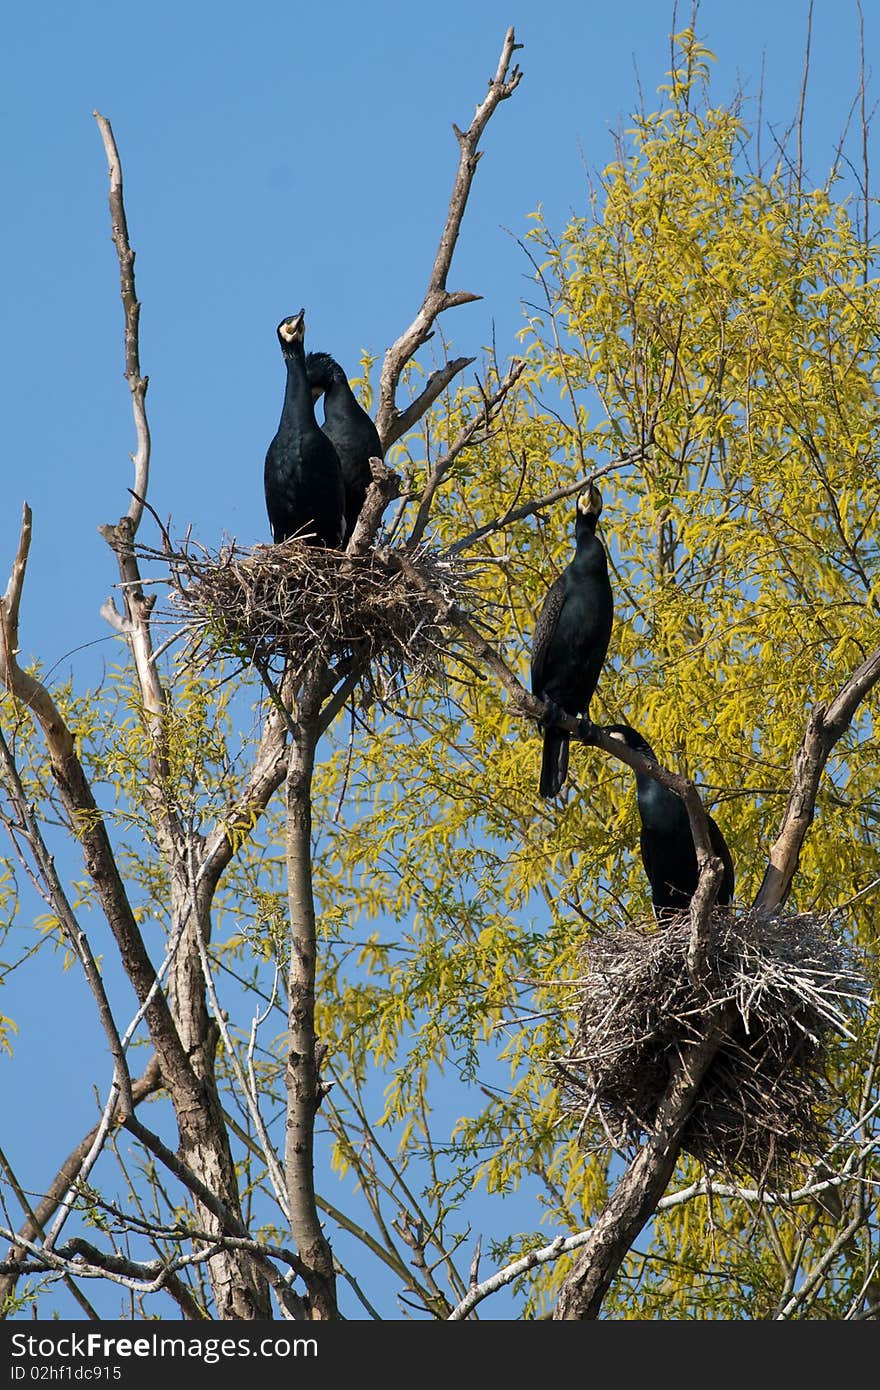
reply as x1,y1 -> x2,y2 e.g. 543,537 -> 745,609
309,30 -> 879,1317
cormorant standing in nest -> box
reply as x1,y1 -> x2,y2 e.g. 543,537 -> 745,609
605,722 -> 735,918
530,483 -> 614,799
264,312 -> 346,547
306,350 -> 383,543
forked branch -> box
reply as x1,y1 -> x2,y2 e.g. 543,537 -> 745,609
755,642 -> 880,915
375,26 -> 523,446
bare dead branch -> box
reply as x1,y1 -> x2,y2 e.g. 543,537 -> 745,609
94,112 -> 150,533
755,642 -> 880,915
344,457 -> 403,556
93,118 -> 180,861
374,27 -> 523,444
449,1232 -> 581,1320
381,356 -> 476,451
2,1227 -> 304,1319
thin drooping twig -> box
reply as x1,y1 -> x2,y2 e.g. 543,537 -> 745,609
0,727 -> 132,1111
0,1059 -> 161,1312
0,725 -> 148,1255
407,358 -> 528,547
374,26 -> 523,446
795,0 -> 814,193
444,446 -> 649,556
93,112 -> 150,534
511,228 -> 589,469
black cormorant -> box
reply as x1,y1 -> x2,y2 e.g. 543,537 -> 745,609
605,722 -> 735,917
530,483 -> 614,799
264,312 -> 346,547
306,350 -> 383,543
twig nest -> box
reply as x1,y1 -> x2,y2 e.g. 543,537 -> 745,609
142,536 -> 471,698
553,908 -> 869,1184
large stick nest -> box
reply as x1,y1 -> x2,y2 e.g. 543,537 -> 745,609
141,536 -> 475,700
553,909 -> 870,1185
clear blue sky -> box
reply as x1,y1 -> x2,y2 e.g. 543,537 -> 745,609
0,0 -> 875,1320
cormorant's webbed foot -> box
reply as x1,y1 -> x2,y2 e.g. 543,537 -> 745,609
539,698 -> 563,732
576,716 -> 597,744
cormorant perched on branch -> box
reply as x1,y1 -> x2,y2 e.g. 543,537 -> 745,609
306,350 -> 383,543
530,483 -> 613,799
264,312 -> 346,547
605,722 -> 735,918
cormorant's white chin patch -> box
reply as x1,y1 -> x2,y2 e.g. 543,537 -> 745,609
578,484 -> 602,516
279,322 -> 298,343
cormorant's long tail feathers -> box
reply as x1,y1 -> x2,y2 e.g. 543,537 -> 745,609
540,729 -> 569,799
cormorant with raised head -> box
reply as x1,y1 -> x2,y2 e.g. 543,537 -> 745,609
306,350 -> 383,544
605,722 -> 735,918
530,483 -> 614,799
264,312 -> 346,547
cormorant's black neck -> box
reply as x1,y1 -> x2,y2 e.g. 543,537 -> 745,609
575,509 -> 600,545
281,343 -> 314,420
635,766 -> 688,828
571,510 -> 605,576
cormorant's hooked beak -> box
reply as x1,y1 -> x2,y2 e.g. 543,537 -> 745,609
278,309 -> 306,345
605,724 -> 657,761
577,481 -> 603,518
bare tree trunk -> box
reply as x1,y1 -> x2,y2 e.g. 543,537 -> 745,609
168,871 -> 274,1319
553,1006 -> 736,1319
284,672 -> 338,1320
